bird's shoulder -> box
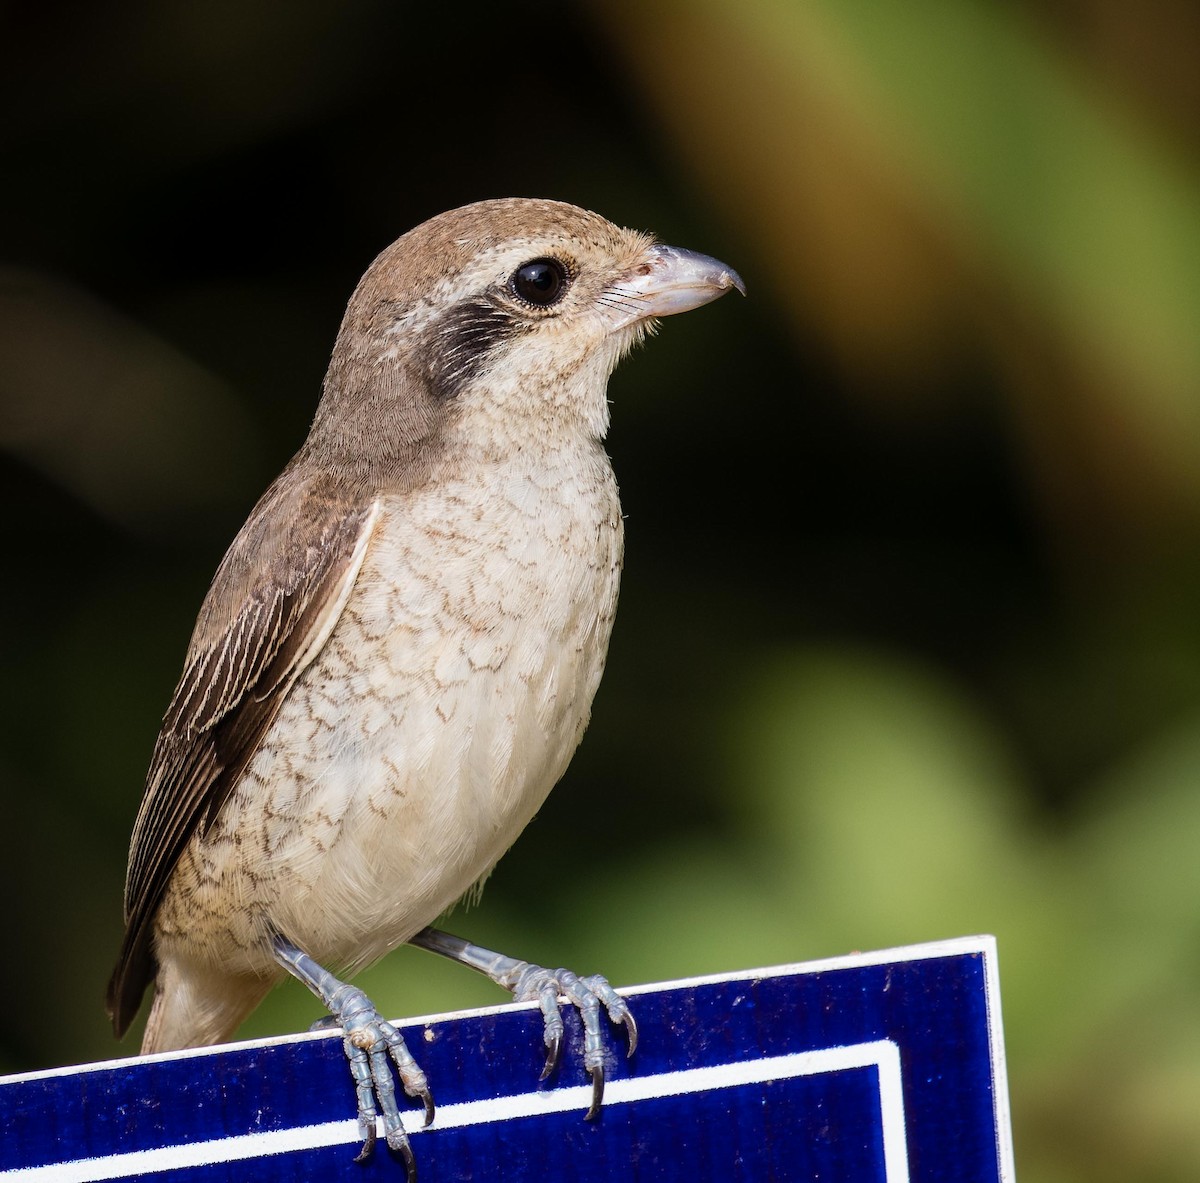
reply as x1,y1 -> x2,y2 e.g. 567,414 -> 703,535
181,466 -> 375,685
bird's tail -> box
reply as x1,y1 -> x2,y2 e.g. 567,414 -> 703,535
140,958 -> 275,1054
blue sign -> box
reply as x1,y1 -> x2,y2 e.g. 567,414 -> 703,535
1,936 -> 1014,1181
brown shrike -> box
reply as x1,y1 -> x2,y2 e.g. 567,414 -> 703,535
107,198 -> 743,1175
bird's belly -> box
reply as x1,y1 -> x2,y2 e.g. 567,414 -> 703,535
165,471 -> 622,977
266,620 -> 606,971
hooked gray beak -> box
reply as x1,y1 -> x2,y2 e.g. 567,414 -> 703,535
606,244 -> 745,328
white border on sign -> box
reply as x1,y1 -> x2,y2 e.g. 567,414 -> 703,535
1,1041 -> 909,1183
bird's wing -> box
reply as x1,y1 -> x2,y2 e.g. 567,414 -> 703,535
107,471 -> 381,1036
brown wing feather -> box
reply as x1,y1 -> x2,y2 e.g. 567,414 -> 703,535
106,469 -> 379,1037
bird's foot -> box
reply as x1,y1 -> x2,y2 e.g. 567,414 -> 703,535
505,962 -> 638,1118
272,935 -> 433,1177
331,982 -> 434,1173
408,928 -> 636,1119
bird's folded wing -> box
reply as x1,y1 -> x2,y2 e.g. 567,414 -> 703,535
107,472 -> 380,1036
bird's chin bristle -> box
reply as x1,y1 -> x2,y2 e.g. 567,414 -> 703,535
614,319 -> 656,363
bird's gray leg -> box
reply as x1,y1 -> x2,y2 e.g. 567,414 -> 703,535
271,934 -> 433,1177
408,927 -> 637,1120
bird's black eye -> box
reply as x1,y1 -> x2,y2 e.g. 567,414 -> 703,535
511,258 -> 570,307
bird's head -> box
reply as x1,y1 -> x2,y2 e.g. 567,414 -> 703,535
312,199 -> 744,468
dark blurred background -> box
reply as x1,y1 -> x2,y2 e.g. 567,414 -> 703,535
3,3 -> 1200,1180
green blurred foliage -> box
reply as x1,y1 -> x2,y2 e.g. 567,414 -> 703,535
3,2 -> 1200,1180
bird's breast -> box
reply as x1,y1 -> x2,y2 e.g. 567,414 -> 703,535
223,445 -> 623,969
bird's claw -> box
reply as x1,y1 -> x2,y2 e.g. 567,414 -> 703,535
586,1063 -> 604,1121
508,964 -> 636,1116
540,1030 -> 562,1081
330,984 -> 433,1178
352,1120 -> 376,1165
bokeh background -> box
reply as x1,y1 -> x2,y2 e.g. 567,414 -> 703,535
3,2 -> 1200,1179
